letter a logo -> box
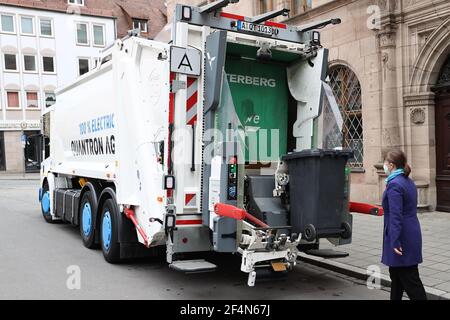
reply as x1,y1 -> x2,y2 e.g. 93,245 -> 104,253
66,265 -> 81,290
178,53 -> 193,71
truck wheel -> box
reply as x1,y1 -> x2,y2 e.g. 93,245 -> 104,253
303,224 -> 317,242
41,183 -> 54,223
341,222 -> 352,239
100,199 -> 121,263
79,191 -> 97,249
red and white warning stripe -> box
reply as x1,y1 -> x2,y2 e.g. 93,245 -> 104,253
185,193 -> 197,208
176,219 -> 203,226
186,77 -> 198,126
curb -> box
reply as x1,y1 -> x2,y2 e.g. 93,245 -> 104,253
298,253 -> 449,300
0,178 -> 40,181
0,175 -> 40,181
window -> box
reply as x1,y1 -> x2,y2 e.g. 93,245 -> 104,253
23,55 -> 37,72
6,92 -> 20,109
1,14 -> 15,33
132,19 -> 148,33
4,54 -> 18,71
42,56 -> 55,73
26,92 -> 39,109
20,16 -> 34,35
76,23 -> 89,45
68,0 -> 85,5
93,24 -> 105,46
40,18 -> 53,37
327,65 -> 364,168
45,92 -> 56,108
78,58 -> 90,75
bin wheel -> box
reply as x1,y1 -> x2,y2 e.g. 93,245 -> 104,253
303,224 -> 317,242
341,222 -> 352,239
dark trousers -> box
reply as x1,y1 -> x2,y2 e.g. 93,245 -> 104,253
389,265 -> 427,300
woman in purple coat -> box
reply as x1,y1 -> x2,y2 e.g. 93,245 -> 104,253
382,149 -> 427,300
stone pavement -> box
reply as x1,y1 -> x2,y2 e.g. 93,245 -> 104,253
301,211 -> 450,299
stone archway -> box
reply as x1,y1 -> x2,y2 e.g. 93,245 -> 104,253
408,16 -> 450,94
406,16 -> 450,211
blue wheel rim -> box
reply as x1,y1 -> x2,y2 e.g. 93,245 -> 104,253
82,203 -> 92,237
41,191 -> 50,215
102,211 -> 112,250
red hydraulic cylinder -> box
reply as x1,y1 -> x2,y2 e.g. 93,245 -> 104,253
124,207 -> 150,247
349,202 -> 384,216
214,203 -> 269,228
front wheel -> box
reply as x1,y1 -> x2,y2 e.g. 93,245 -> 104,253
41,183 -> 54,223
100,199 -> 121,263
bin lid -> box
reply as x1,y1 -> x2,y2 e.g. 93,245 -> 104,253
281,149 -> 354,161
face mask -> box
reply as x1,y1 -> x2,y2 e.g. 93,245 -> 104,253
383,164 -> 391,175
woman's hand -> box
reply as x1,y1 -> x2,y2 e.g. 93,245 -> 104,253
394,247 -> 403,256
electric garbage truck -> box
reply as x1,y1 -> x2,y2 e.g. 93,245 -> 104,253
38,0 -> 382,286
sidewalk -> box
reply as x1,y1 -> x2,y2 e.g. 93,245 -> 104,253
0,173 -> 40,180
300,211 -> 450,300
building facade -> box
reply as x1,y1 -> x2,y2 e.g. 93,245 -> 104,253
0,0 -> 167,38
0,0 -> 167,174
112,0 -> 167,39
164,0 -> 450,212
0,2 -> 115,173
279,0 -> 450,212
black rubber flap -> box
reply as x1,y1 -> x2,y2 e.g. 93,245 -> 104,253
305,249 -> 349,259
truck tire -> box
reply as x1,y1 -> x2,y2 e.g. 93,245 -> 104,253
41,183 -> 54,224
100,198 -> 121,263
79,191 -> 97,249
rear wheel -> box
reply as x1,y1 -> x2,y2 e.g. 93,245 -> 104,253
79,191 -> 97,249
100,199 -> 121,263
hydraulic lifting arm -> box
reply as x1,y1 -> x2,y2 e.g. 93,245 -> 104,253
250,8 -> 290,24
349,202 -> 384,216
214,203 -> 269,228
296,18 -> 342,32
199,0 -> 239,13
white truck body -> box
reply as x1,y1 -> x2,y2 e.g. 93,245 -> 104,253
48,38 -> 171,246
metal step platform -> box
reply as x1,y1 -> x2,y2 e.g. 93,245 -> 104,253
304,249 -> 349,259
169,259 -> 217,273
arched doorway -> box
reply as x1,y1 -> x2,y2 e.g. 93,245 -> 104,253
406,16 -> 450,211
433,56 -> 450,212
